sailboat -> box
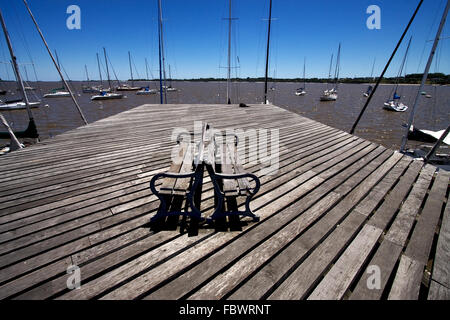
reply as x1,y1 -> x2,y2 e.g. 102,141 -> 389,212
43,50 -> 71,98
295,58 -> 306,96
0,11 -> 40,111
137,58 -> 157,95
164,65 -> 177,92
320,43 -> 341,102
263,0 -> 273,104
383,37 -> 412,112
82,64 -> 103,93
116,51 -> 142,91
400,0 -> 450,164
363,58 -> 376,97
0,6 -> 39,140
91,48 -> 123,100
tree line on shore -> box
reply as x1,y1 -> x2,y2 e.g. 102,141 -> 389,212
2,73 -> 448,85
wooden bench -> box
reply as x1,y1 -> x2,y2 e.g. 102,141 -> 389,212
149,130 -> 205,222
205,129 -> 261,222
150,122 -> 260,223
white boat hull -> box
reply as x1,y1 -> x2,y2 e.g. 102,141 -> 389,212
0,101 -> 40,110
383,101 -> 408,112
90,93 -> 124,100
295,91 -> 306,96
320,93 -> 337,101
43,91 -> 71,98
136,89 -> 157,95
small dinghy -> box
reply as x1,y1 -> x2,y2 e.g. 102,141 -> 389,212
90,91 -> 123,100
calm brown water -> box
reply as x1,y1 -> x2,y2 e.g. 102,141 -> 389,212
1,81 -> 449,151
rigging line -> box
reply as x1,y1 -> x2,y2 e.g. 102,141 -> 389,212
106,52 -> 121,85
131,54 -> 141,80
401,0 -> 449,152
388,36 -> 412,100
22,0 -> 87,125
350,0 -> 424,135
417,0 -> 444,73
11,0 -> 43,97
0,41 -> 11,80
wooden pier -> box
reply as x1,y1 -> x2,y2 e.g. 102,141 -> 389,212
0,104 -> 448,300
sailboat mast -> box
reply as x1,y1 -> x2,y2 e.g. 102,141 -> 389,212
395,37 -> 412,93
85,65 -> 89,82
128,51 -> 134,86
0,8 -> 33,121
24,65 -> 29,82
23,0 -> 87,125
400,0 -> 450,152
303,57 -> 306,89
334,43 -> 341,88
168,65 -> 171,85
145,58 -> 149,80
157,0 -> 163,103
263,0 -> 273,104
327,53 -> 333,89
96,53 -> 103,85
158,0 -> 167,103
54,50 -> 61,70
227,0 -> 232,104
103,47 -> 112,90
370,57 -> 376,80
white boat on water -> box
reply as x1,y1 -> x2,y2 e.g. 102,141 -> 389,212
383,37 -> 411,113
295,88 -> 306,96
0,99 -> 40,110
320,44 -> 341,102
116,84 -> 141,91
82,85 -> 109,93
91,91 -> 123,101
295,58 -> 307,96
383,100 -> 408,112
43,91 -> 70,98
320,88 -> 338,101
136,87 -> 157,95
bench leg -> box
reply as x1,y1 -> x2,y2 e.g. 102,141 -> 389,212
187,165 -> 204,221
243,194 -> 260,222
150,193 -> 170,222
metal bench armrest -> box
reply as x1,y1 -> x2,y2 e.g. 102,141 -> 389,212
149,171 -> 197,195
213,172 -> 260,194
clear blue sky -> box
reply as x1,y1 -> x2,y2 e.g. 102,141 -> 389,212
0,0 -> 449,81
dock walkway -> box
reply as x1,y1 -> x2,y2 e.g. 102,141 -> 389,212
0,104 -> 448,300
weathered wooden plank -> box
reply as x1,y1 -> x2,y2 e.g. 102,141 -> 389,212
384,165 -> 436,247
429,198 -> 450,289
230,156 -> 410,300
307,224 -> 383,300
404,170 -> 450,265
388,255 -> 424,300
428,280 -> 450,300
388,170 -> 450,300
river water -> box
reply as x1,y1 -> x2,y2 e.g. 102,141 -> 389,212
0,81 -> 449,151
